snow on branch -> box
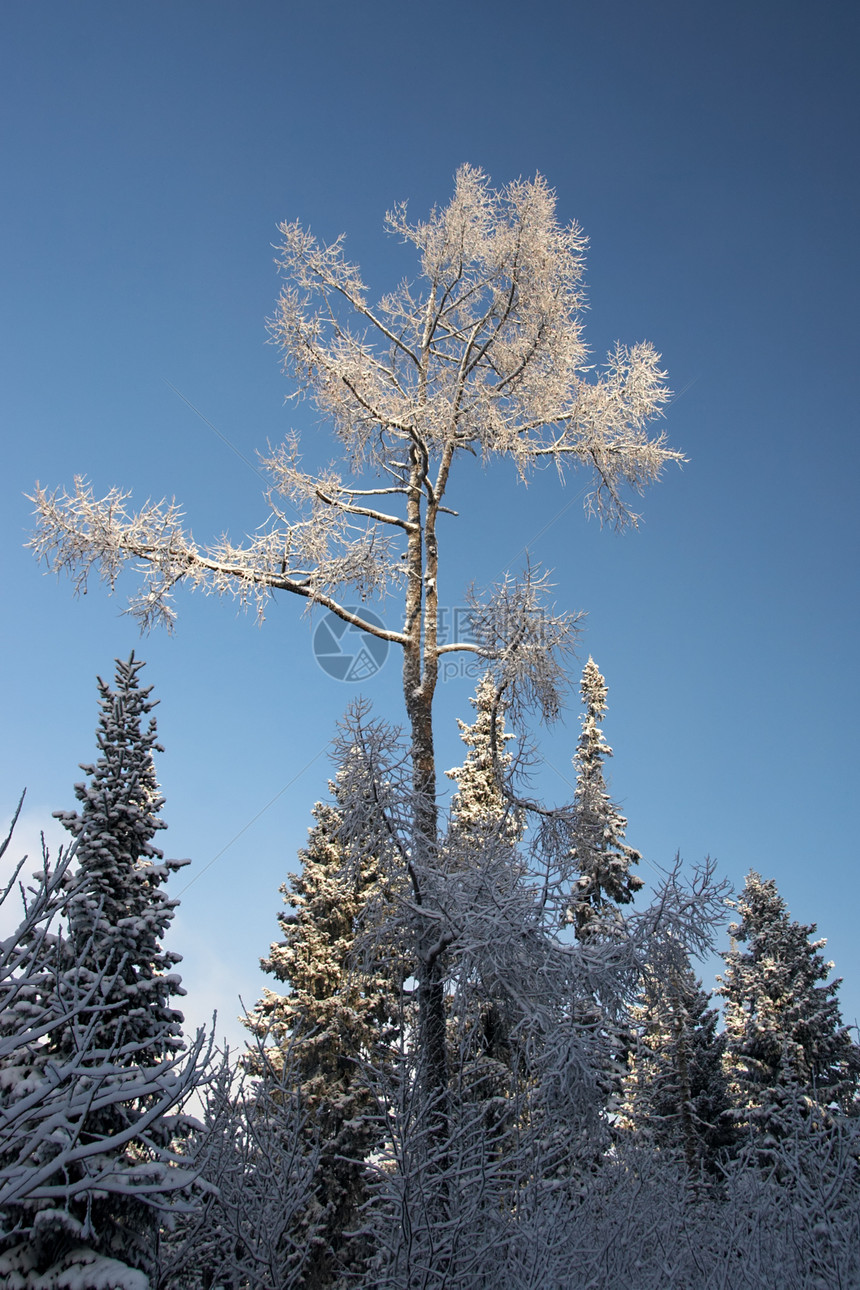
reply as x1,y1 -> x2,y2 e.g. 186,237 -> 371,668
28,476 -> 404,638
467,564 -> 582,725
270,165 -> 683,523
0,810 -> 214,1233
30,167 -> 683,644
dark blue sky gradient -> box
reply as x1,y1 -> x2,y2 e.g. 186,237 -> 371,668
2,1 -> 858,1042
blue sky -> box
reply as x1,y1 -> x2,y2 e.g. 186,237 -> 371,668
2,1 -> 858,1047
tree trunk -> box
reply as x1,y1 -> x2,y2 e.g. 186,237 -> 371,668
403,444 -> 450,1165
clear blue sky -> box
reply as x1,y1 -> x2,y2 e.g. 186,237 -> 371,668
2,1 -> 858,1048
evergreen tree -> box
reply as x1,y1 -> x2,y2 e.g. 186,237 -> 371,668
719,871 -> 860,1142
56,653 -> 187,1062
555,658 -> 646,1129
50,654 -> 192,1276
619,960 -> 733,1177
564,658 -> 643,939
445,673 -> 522,850
0,662 -> 206,1284
246,757 -> 403,1288
444,675 -> 524,1132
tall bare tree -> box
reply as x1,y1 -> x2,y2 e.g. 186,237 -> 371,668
29,165 -> 682,1126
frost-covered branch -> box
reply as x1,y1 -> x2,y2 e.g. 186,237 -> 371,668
468,564 -> 582,726
29,476 -> 405,640
271,168 -> 682,519
31,167 -> 682,640
0,808 -> 214,1234
156,1050 -> 317,1290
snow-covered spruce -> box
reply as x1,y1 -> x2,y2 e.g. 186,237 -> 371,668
719,870 -> 860,1147
445,674 -> 523,852
0,659 -> 210,1285
55,654 -> 187,1063
618,955 -> 734,1177
441,676 -> 526,1139
244,747 -> 404,1288
564,657 -> 643,939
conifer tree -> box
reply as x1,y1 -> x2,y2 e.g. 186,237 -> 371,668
246,757 -> 403,1288
445,673 -> 522,851
444,675 -> 524,1127
56,653 -> 187,1062
50,655 -> 193,1276
719,871 -> 860,1142
619,961 -> 733,1177
565,657 -> 643,938
555,658 -> 645,1128
0,662 -> 206,1284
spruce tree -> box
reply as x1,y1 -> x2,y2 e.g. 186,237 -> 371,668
0,659 -> 204,1283
51,655 -> 190,1275
444,675 -> 524,1130
246,758 -> 402,1288
619,961 -> 733,1176
719,871 -> 860,1142
56,653 -> 187,1062
565,658 -> 643,939
555,658 -> 646,1130
445,673 -> 522,850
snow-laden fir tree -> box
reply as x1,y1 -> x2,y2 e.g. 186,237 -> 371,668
38,655 -> 192,1277
565,658 -> 643,939
55,654 -> 187,1063
718,871 -> 860,1144
551,657 -> 646,1127
443,675 -> 524,1133
618,958 -> 733,1177
0,666 -> 208,1287
445,673 -> 523,851
245,753 -> 404,1289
